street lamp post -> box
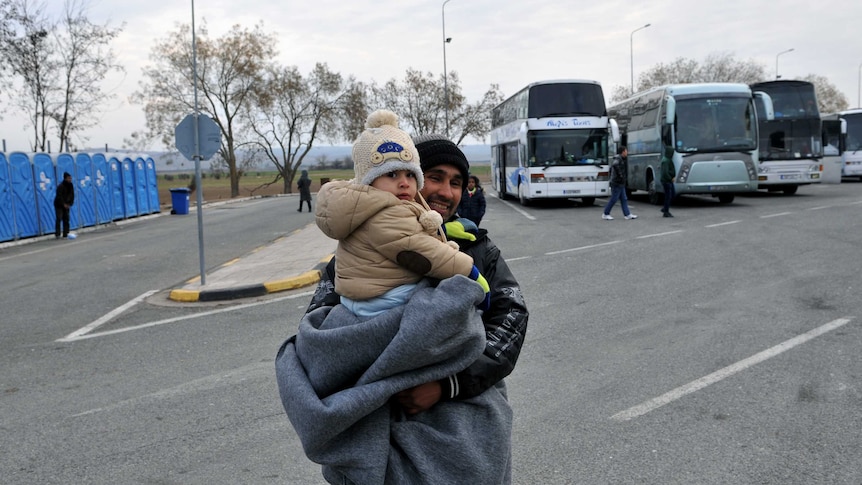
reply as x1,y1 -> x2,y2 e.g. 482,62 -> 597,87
858,62 -> 861,108
775,48 -> 794,79
442,0 -> 453,138
630,23 -> 651,94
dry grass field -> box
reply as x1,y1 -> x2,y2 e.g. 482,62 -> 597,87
157,167 -> 490,210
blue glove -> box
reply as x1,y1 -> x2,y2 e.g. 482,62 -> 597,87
468,265 -> 491,311
444,217 -> 479,242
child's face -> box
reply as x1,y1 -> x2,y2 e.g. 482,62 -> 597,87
371,170 -> 418,201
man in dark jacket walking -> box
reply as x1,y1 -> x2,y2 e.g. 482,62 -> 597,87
602,147 -> 637,220
54,172 -> 75,238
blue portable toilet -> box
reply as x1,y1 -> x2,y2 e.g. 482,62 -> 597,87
133,156 -> 149,214
0,153 -> 15,242
145,156 -> 160,213
92,153 -> 112,224
121,157 -> 138,217
75,153 -> 96,227
32,153 -> 57,236
108,156 -> 125,220
55,153 -> 80,230
8,152 -> 39,239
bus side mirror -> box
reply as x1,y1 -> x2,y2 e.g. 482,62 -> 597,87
609,118 -> 620,143
664,96 -> 675,125
754,91 -> 774,121
840,119 -> 847,152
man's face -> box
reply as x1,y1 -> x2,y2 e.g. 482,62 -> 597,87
420,165 -> 463,220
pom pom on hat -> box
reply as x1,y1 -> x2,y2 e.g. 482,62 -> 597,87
352,110 -> 424,189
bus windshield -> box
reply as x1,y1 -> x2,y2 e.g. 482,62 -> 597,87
528,83 -> 606,118
760,84 -> 818,120
527,129 -> 609,167
845,113 -> 862,151
674,96 -> 756,153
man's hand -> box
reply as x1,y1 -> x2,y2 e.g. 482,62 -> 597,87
394,381 -> 442,415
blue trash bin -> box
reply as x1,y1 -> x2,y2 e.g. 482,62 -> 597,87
169,188 -> 191,215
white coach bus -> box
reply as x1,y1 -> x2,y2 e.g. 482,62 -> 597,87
608,83 -> 766,205
490,79 -> 619,206
750,80 -> 824,194
823,108 -> 862,180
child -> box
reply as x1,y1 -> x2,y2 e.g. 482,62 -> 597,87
315,109 -> 489,317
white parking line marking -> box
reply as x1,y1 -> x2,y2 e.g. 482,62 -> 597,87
59,290 -> 159,341
610,317 -> 854,422
806,206 -> 831,211
635,230 -> 684,239
545,240 -> 622,255
57,290 -> 314,342
705,220 -> 741,228
760,212 -> 793,218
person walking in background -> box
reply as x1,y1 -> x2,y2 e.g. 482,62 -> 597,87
660,144 -> 676,218
602,147 -> 637,220
457,174 -> 486,226
54,172 -> 75,238
296,169 -> 312,212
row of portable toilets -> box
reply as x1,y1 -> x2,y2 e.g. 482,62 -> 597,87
0,152 -> 160,243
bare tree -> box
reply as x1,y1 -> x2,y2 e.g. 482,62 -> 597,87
0,0 -> 57,151
610,52 -> 768,103
801,73 -> 849,114
372,68 -> 503,143
54,0 -> 124,151
245,62 -> 362,193
132,21 -> 276,197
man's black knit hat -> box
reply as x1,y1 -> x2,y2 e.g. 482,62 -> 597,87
412,133 -> 470,183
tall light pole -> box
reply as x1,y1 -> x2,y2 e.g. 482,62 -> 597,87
442,0 -> 453,138
630,23 -> 651,94
775,48 -> 794,79
858,62 -> 861,108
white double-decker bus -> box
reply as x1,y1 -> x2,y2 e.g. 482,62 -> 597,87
608,83 -> 765,205
750,80 -> 823,194
490,79 -> 619,206
823,108 -> 862,179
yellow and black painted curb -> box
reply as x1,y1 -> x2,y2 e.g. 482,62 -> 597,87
168,255 -> 333,303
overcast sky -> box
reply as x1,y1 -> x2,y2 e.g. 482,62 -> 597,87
2,0 -> 860,152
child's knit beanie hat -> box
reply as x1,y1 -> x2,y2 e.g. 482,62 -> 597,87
352,110 -> 424,189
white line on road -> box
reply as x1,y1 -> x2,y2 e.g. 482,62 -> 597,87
57,290 -> 314,342
806,206 -> 832,211
760,212 -> 793,219
635,230 -> 684,240
487,190 -> 537,221
610,317 -> 855,422
705,220 -> 741,228
545,240 -> 622,255
59,290 -> 159,341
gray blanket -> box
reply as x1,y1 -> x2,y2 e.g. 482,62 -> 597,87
275,275 -> 513,485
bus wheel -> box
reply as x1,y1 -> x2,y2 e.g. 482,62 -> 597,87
717,194 -> 735,204
518,184 -> 531,206
783,186 -> 798,195
647,179 -> 660,205
581,197 -> 595,206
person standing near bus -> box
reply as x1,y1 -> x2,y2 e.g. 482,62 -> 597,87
54,172 -> 75,238
457,174 -> 486,226
660,144 -> 676,217
602,147 -> 637,220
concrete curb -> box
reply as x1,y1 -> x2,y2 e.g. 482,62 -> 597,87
167,255 -> 333,302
